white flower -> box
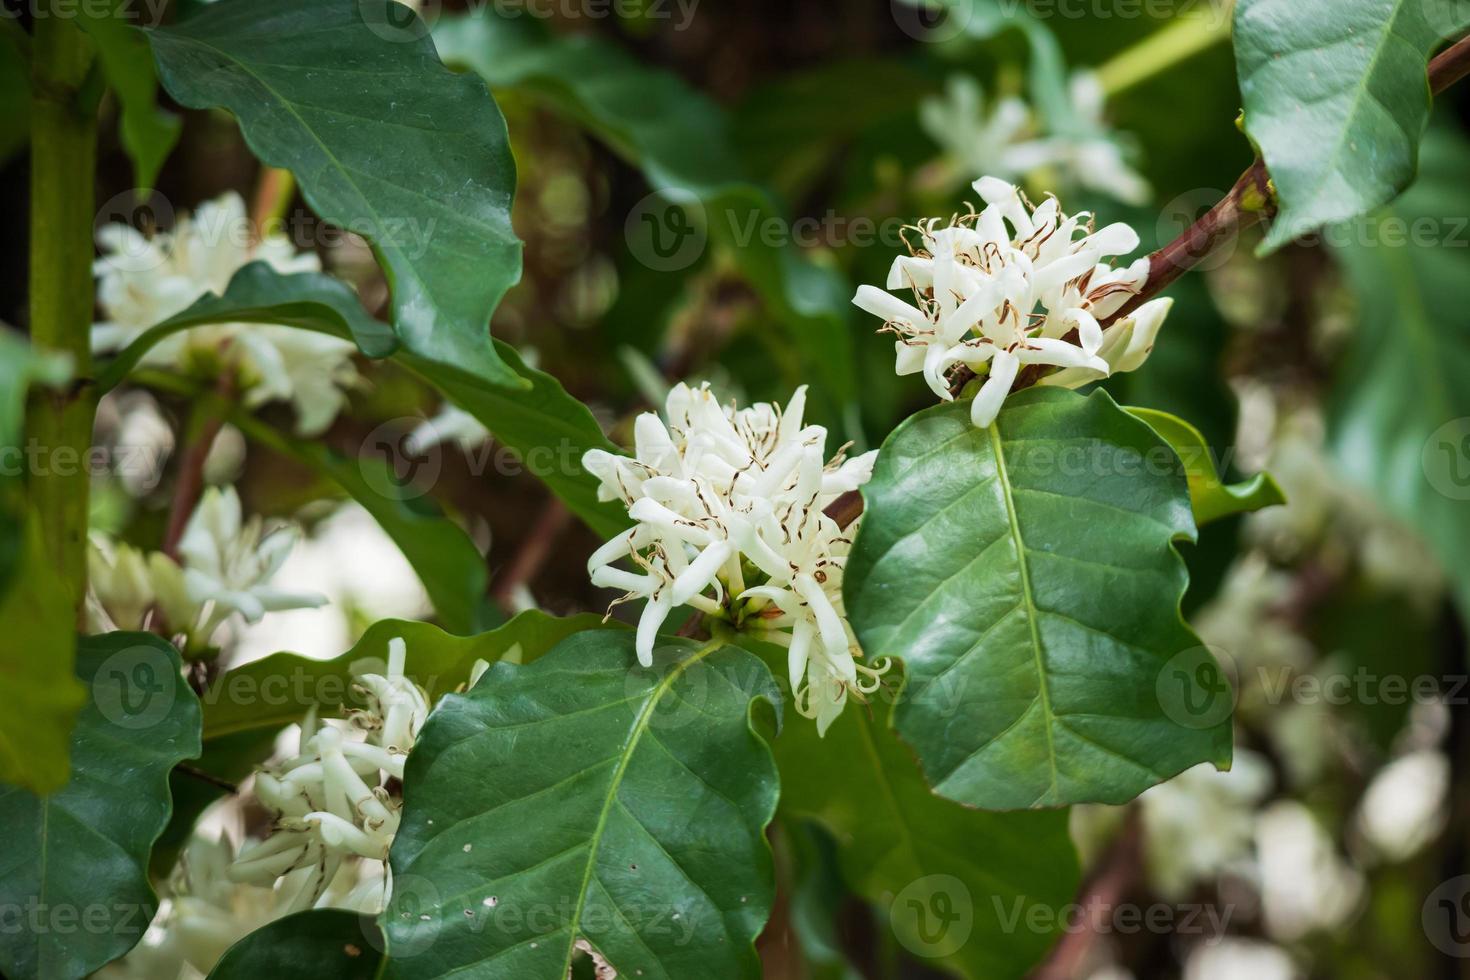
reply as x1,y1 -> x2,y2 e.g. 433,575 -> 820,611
1139,751 -> 1272,898
177,485 -> 326,629
582,383 -> 887,733
229,636 -> 426,911
1004,72 -> 1152,206
87,534 -> 161,632
93,192 -> 360,436
919,75 -> 1034,183
404,403 -> 491,455
853,177 -> 1168,427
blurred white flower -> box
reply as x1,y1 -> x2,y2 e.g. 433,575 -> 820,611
1183,938 -> 1300,980
1138,751 -> 1272,898
1255,800 -> 1364,940
86,534 -> 162,632
230,637 -> 426,911
582,382 -> 886,733
1355,749 -> 1449,863
853,177 -> 1166,427
92,192 -> 360,436
404,403 -> 491,455
178,485 -> 326,630
919,75 -> 1033,183
1005,72 -> 1152,206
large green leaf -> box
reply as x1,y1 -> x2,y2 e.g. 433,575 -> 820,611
434,10 -> 857,407
106,262 -> 627,538
148,0 -> 526,390
383,631 -> 780,979
1235,0 -> 1470,253
1329,126 -> 1470,618
845,388 -> 1232,809
775,685 -> 1079,978
76,1 -> 181,189
1129,407 -> 1285,525
0,632 -> 201,980
208,910 -> 383,979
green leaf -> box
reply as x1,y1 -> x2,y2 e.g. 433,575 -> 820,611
433,10 -> 857,406
1328,125 -> 1470,619
148,0 -> 526,390
208,910 -> 384,979
396,342 -> 632,541
0,632 -> 201,980
200,612 -> 615,768
1129,407 -> 1285,525
775,686 -> 1079,978
76,2 -> 181,189
0,513 -> 85,794
383,631 -> 780,979
95,261 -> 395,392
845,388 -> 1232,809
1235,0 -> 1470,253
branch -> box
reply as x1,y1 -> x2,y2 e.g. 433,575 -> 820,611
1031,809 -> 1144,980
491,498 -> 570,612
833,34 -> 1470,531
161,371 -> 235,558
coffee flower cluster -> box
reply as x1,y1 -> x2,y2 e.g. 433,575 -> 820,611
583,383 -> 886,733
88,485 -> 324,651
853,177 -> 1170,428
228,637 -> 428,910
92,192 -> 359,436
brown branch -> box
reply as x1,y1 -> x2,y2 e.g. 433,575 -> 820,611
842,35 -> 1470,529
161,371 -> 235,558
491,498 -> 570,612
174,762 -> 238,795
1431,33 -> 1470,94
1030,809 -> 1144,980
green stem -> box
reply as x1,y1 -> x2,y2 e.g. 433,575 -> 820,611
1095,12 -> 1232,98
28,9 -> 98,622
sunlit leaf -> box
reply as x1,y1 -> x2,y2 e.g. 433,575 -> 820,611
1129,407 -> 1285,525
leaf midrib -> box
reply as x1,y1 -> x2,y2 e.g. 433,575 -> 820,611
986,422 -> 1060,803
560,639 -> 724,974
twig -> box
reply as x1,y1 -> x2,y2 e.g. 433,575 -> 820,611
161,371 -> 235,558
1430,33 -> 1470,93
824,489 -> 864,530
491,498 -> 570,612
1031,809 -> 1144,980
174,762 -> 239,795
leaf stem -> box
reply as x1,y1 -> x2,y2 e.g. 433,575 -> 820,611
1094,11 -> 1231,98
160,370 -> 236,559
27,9 -> 98,622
